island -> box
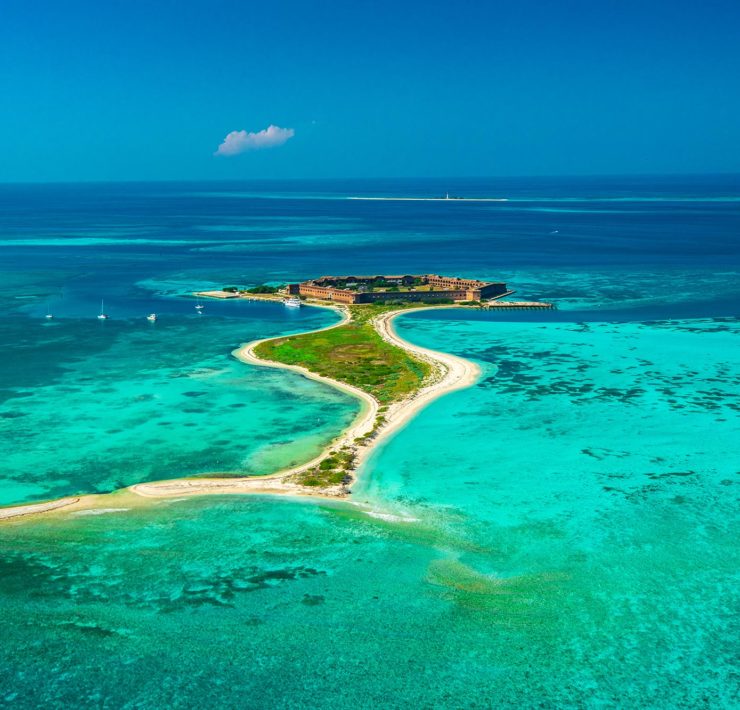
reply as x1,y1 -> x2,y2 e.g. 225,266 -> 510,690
0,274 -> 553,520
132,274 -> 550,500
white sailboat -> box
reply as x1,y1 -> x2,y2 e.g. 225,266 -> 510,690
97,299 -> 109,320
195,296 -> 204,311
146,313 -> 157,322
45,302 -> 54,319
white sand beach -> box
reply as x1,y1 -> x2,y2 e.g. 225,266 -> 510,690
1,305 -> 479,519
131,306 -> 479,499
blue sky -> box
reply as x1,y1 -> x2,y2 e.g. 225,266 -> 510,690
1,0 -> 739,181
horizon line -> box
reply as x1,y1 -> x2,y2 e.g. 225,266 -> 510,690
1,170 -> 740,187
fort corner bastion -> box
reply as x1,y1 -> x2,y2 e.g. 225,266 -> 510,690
286,274 -> 509,304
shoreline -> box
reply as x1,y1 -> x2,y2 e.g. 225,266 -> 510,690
0,304 -> 479,521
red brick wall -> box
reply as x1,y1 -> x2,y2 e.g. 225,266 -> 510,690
298,285 -> 358,303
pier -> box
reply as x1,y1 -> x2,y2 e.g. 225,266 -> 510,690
482,300 -> 555,310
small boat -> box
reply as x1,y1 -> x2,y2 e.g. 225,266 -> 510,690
284,297 -> 302,308
97,299 -> 109,320
195,297 -> 204,311
146,313 -> 157,322
45,303 -> 54,319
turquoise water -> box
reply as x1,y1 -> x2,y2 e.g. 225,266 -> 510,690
1,314 -> 737,707
0,305 -> 357,506
1,178 -> 738,707
360,314 -> 739,513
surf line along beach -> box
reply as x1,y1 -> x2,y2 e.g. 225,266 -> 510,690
0,303 -> 479,521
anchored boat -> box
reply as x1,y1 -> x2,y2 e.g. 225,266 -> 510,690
97,299 -> 109,320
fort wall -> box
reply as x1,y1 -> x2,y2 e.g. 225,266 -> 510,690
291,273 -> 507,304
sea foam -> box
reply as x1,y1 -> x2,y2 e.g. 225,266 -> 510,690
71,508 -> 130,516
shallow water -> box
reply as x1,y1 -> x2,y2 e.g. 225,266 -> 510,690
0,305 -> 357,506
1,177 -> 738,707
1,313 -> 736,708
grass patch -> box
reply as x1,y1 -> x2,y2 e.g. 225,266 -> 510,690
254,304 -> 431,404
297,447 -> 355,487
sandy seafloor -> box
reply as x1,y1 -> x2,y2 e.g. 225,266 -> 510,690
0,177 -> 738,707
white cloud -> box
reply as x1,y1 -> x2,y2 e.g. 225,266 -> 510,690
214,125 -> 294,156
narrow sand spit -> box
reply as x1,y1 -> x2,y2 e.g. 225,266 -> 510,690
1,305 -> 479,520
364,308 -> 480,462
0,497 -> 82,520
131,306 -> 479,500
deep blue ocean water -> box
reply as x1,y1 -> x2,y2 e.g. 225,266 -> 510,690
0,176 -> 738,707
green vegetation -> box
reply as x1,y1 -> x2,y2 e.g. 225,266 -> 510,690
254,304 -> 431,404
370,299 -> 410,306
222,286 -> 239,293
246,284 -> 281,294
354,415 -> 387,447
254,302 -> 440,488
328,276 -> 429,292
297,447 -> 355,487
